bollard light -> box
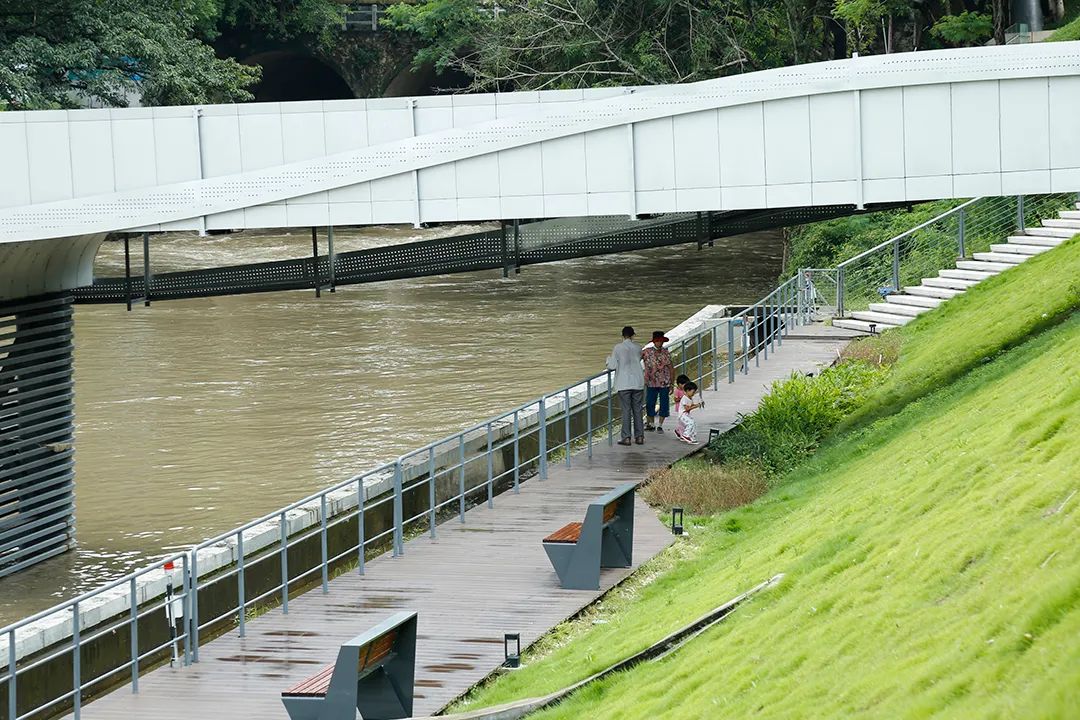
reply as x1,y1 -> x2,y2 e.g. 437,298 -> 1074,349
504,633 -> 521,668
869,323 -> 878,335
671,507 -> 684,536
708,428 -> 721,445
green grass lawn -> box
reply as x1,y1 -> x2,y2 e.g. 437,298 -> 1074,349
843,235 -> 1080,428
455,241 -> 1080,718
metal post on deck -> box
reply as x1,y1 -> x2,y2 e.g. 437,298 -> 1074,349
586,381 -> 593,459
393,462 -> 404,554
311,227 -> 321,298
743,321 -> 750,375
357,480 -> 366,574
512,410 -> 521,492
606,374 -> 613,446
836,266 -> 846,318
727,321 -> 735,384
538,398 -> 548,479
72,603 -> 81,720
513,219 -> 521,274
190,552 -> 201,661
279,512 -> 289,614
8,629 -> 15,720
501,221 -> 510,278
797,271 -> 806,325
486,423 -> 494,508
428,448 -> 437,537
129,577 -> 139,691
458,437 -> 466,521
564,388 -> 571,468
237,533 -> 246,637
1016,195 -> 1026,230
181,554 -> 192,667
320,494 -> 330,586
712,325 -> 719,391
696,333 -> 703,384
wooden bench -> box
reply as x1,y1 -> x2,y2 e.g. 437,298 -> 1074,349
281,611 -> 417,720
541,483 -> 635,590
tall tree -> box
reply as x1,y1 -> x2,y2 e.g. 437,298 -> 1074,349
0,0 -> 260,109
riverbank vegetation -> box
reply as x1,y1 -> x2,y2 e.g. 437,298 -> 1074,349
452,235 -> 1080,716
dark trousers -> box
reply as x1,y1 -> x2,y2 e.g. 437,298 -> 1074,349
645,386 -> 670,420
618,389 -> 644,440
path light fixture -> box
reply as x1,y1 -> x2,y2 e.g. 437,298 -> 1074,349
503,633 -> 521,668
708,428 -> 721,445
869,323 -> 878,335
671,507 -> 684,536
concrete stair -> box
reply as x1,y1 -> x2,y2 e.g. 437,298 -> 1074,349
833,201 -> 1075,334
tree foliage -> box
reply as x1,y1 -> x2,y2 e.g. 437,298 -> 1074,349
387,0 -> 1021,92
0,0 -> 261,109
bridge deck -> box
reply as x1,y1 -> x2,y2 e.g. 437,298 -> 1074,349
70,326 -> 854,720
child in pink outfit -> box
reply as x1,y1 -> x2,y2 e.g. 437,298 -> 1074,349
674,380 -> 701,444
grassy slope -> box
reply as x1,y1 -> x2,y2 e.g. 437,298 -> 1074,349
843,235 -> 1080,427
457,241 -> 1080,718
1049,16 -> 1080,39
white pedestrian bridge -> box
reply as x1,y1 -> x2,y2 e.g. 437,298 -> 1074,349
1,42 -> 1079,300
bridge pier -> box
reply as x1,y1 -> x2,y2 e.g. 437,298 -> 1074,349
0,293 -> 77,578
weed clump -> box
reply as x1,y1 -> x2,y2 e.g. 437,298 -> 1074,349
707,359 -> 891,476
642,458 -> 768,515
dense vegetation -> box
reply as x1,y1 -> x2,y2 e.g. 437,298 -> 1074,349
4,0 -> 1069,109
0,0 -> 345,108
453,236 -> 1080,717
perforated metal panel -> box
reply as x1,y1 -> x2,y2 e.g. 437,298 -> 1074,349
0,293 -> 76,578
72,204 -> 903,304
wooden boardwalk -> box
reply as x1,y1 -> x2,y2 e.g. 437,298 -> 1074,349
73,326 -> 855,719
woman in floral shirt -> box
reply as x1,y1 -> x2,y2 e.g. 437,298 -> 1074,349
642,331 -> 675,432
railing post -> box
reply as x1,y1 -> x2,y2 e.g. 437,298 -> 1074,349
358,480 -> 367,573
458,437 -> 466,520
743,321 -> 751,374
279,512 -> 289,613
1016,195 -> 1026,230
428,449 -> 436,537
190,551 -> 200,661
837,266 -> 846,318
8,628 -> 16,720
393,462 -> 404,554
181,554 -> 191,666
957,208 -> 967,258
727,321 -> 735,384
606,374 -> 613,446
564,388 -> 571,468
72,602 -> 80,720
320,495 -> 330,586
538,398 -> 548,479
891,238 -> 901,292
696,333 -> 703,384
711,325 -> 718,391
512,410 -> 521,492
680,339 -> 687,378
797,271 -> 807,325
129,578 -> 139,691
237,533 -> 246,637
586,381 -> 593,459
486,423 -> 494,508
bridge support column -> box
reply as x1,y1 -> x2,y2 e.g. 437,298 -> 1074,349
0,293 -> 76,578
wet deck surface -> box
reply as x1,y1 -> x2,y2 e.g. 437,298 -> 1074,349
73,326 -> 854,719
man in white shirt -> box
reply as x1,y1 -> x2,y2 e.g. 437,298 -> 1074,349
606,326 -> 646,445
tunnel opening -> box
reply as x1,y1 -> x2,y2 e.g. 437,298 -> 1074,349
245,51 -> 354,102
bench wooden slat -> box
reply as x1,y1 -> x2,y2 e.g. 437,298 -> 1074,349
543,522 -> 582,544
283,664 -> 335,697
360,630 -> 397,672
602,501 -> 617,524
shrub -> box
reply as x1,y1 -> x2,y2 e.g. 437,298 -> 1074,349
642,458 -> 768,515
708,360 -> 890,476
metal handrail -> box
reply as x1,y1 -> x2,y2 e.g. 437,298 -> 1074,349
836,198 -> 980,268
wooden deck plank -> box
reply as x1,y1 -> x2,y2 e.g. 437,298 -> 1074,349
69,329 -> 852,719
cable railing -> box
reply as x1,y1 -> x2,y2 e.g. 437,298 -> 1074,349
798,194 -> 1077,319
3,192 -> 1073,720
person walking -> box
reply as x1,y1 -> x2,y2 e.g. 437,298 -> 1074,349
606,325 -> 645,446
642,331 -> 674,432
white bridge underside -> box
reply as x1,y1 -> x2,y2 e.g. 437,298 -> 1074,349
0,43 -> 1079,299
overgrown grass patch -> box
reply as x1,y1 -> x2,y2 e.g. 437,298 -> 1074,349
641,458 -> 768,515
